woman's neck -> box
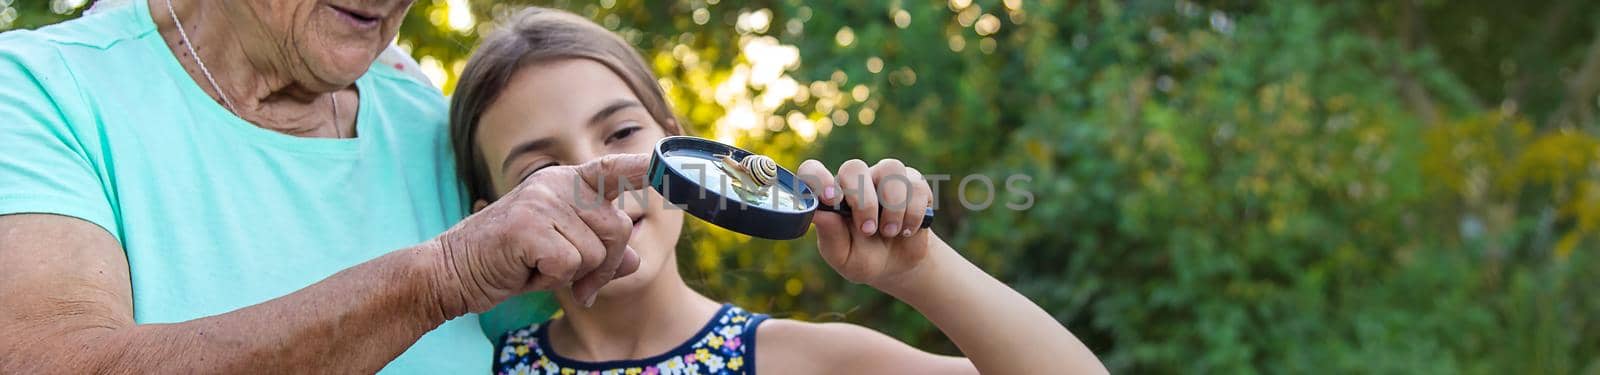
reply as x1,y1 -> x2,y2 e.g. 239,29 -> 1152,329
151,0 -> 349,136
547,263 -> 723,362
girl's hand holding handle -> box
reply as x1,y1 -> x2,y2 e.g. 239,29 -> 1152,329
797,158 -> 934,293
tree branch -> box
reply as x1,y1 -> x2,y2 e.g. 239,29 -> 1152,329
1548,28 -> 1600,130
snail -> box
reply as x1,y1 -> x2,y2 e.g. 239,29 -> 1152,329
741,154 -> 779,186
716,153 -> 779,191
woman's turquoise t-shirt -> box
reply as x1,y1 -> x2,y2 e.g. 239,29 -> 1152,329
0,1 -> 547,372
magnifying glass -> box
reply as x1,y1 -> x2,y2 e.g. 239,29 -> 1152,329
646,136 -> 935,240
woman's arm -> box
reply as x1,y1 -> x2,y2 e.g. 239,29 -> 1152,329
0,154 -> 652,372
0,213 -> 445,373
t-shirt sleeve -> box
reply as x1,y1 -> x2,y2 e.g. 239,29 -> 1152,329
0,46 -> 120,241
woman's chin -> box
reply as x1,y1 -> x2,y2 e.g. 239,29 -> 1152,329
309,47 -> 382,87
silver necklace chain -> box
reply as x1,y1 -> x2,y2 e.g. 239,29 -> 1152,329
165,0 -> 342,138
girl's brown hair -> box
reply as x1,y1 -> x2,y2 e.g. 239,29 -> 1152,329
449,7 -> 684,203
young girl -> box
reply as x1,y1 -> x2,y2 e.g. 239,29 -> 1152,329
449,8 -> 1105,375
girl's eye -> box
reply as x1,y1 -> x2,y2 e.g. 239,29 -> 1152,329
605,124 -> 643,145
519,163 -> 557,183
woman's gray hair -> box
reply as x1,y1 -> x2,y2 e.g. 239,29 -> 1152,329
449,6 -> 683,203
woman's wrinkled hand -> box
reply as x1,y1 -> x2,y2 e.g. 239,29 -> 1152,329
425,154 -> 650,316
798,158 -> 934,291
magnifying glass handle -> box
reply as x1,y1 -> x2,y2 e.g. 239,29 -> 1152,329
817,202 -> 935,229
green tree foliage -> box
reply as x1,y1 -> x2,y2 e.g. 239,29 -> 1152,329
8,0 -> 1599,372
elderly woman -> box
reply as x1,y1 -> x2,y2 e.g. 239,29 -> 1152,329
0,0 -> 644,372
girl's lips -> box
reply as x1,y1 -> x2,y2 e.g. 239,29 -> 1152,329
629,212 -> 651,241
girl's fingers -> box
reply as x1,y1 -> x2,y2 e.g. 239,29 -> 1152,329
811,210 -> 853,268
845,223 -> 887,283
797,159 -> 840,206
871,159 -> 909,237
902,167 -> 931,236
836,159 -> 880,236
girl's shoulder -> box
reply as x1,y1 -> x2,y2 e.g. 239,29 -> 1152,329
753,318 -> 960,374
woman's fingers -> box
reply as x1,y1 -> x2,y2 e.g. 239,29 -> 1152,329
524,159 -> 641,306
567,243 -> 640,307
553,207 -> 608,278
503,225 -> 563,295
568,201 -> 632,307
439,157 -> 650,314
525,223 -> 582,288
570,153 -> 649,298
871,159 -> 909,237
616,246 -> 640,278
836,159 -> 879,236
576,153 -> 653,202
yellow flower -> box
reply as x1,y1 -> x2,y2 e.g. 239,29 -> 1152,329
561,368 -> 575,375
728,356 -> 743,370
731,315 -> 747,323
708,335 -> 724,349
515,345 -> 529,356
696,348 -> 711,362
625,368 -> 642,375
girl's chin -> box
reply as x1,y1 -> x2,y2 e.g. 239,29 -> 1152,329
560,273 -> 650,307
597,254 -> 660,293
592,272 -> 652,300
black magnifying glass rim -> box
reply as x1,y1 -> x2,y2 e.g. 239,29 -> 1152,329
647,136 -> 820,240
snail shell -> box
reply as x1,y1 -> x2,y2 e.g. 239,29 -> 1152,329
740,155 -> 779,187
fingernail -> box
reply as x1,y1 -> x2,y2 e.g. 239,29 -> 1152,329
902,228 -> 915,237
583,293 -> 597,308
824,186 -> 837,201
883,223 -> 900,236
862,220 -> 877,235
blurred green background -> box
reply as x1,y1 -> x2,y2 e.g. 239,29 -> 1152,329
10,0 -> 1600,372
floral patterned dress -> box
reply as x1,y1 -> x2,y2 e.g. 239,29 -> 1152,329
495,304 -> 769,375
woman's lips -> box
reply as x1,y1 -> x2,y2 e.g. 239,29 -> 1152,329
329,5 -> 382,29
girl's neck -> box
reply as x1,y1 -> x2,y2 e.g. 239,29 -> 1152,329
548,264 -> 723,362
